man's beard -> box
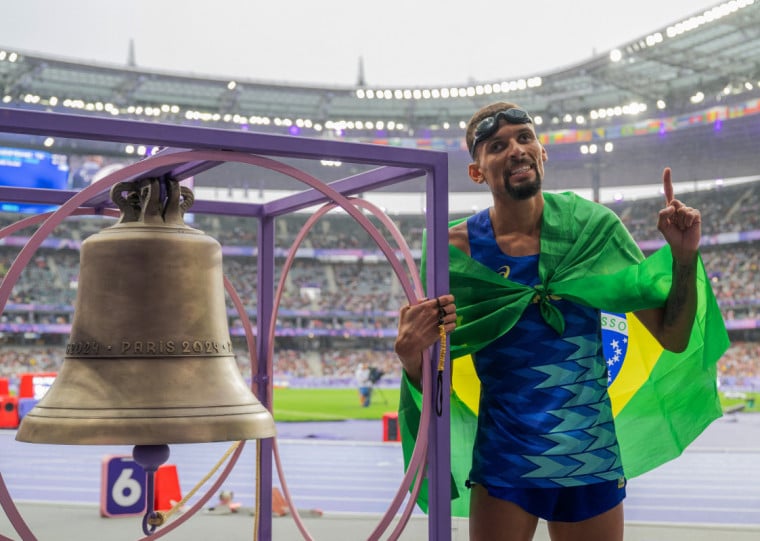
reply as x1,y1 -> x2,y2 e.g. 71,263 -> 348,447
504,174 -> 542,200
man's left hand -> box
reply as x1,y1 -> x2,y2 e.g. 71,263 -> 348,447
658,167 -> 701,265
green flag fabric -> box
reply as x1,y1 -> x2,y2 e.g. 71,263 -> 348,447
399,191 -> 730,515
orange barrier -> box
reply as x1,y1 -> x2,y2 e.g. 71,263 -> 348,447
154,464 -> 182,512
0,396 -> 19,429
271,486 -> 289,516
382,411 -> 400,442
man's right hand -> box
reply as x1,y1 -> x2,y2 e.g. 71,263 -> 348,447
395,295 -> 456,386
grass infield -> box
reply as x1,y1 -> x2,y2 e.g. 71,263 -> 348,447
271,387 -> 758,422
272,387 -> 402,422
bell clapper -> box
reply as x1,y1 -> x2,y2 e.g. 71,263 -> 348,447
132,444 -> 171,536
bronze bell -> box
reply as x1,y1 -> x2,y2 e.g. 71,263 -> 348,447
16,177 -> 276,445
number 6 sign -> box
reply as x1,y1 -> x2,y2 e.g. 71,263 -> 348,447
101,455 -> 147,517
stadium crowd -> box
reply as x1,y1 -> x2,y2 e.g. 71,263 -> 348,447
1,341 -> 756,392
0,180 -> 758,390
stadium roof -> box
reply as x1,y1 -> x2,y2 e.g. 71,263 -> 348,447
0,0 -> 759,202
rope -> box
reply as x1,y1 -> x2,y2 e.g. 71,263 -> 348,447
149,441 -> 242,528
436,323 -> 447,416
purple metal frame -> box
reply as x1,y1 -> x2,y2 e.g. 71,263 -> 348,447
0,107 -> 452,541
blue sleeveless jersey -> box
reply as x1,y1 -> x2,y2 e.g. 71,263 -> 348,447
466,209 -> 625,489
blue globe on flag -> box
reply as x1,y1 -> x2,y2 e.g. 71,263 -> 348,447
601,311 -> 628,386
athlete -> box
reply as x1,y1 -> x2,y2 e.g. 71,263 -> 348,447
394,101 -> 702,541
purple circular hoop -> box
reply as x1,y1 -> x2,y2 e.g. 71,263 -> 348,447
0,149 -> 441,541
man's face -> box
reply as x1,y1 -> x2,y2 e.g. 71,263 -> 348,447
469,120 -> 548,201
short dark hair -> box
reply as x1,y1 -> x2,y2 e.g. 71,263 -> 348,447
465,101 -> 522,158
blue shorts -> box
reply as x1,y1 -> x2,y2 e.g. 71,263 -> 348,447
476,479 -> 626,522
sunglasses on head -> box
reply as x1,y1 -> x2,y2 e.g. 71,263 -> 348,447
469,108 -> 533,158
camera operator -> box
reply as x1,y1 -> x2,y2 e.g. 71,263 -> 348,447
355,362 -> 373,407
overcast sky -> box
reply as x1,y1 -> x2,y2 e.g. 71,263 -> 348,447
1,0 -> 723,87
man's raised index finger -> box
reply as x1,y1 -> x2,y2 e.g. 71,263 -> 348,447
663,167 -> 674,204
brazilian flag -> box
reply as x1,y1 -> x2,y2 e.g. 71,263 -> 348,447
399,192 -> 730,516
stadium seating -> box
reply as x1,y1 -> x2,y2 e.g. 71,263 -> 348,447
0,181 -> 757,390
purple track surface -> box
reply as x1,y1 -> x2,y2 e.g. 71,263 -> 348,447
1,416 -> 759,524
